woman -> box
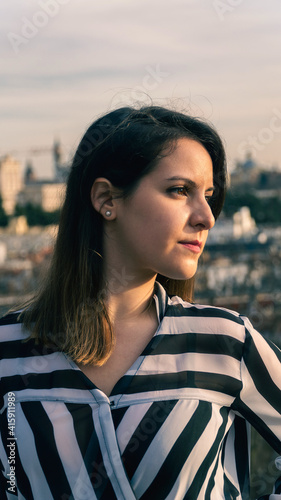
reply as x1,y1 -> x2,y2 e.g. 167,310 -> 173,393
0,106 -> 280,499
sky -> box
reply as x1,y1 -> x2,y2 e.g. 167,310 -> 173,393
1,0 -> 281,179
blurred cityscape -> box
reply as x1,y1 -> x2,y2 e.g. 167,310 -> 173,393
1,145 -> 280,346
197,209 -> 281,346
0,145 -> 281,498
0,140 -> 67,316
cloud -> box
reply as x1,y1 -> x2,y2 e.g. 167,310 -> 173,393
1,0 -> 281,176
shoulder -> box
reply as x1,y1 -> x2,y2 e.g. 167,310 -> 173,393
0,311 -> 22,326
169,295 -> 243,320
0,311 -> 63,389
167,294 -> 244,322
0,310 -> 28,340
0,310 -> 33,360
164,295 -> 247,343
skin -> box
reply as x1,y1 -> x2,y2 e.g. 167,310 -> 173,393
80,138 -> 215,393
105,138 -> 214,280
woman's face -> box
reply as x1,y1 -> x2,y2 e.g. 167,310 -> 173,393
105,137 -> 215,282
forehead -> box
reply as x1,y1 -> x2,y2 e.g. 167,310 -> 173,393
152,138 -> 214,182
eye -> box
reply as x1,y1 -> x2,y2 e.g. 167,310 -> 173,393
205,192 -> 215,204
168,186 -> 190,197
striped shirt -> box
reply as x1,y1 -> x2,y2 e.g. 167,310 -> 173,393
0,282 -> 280,500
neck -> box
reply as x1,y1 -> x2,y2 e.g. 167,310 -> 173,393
104,272 -> 157,324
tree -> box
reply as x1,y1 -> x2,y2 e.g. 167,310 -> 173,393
223,191 -> 281,224
0,196 -> 8,227
14,203 -> 60,226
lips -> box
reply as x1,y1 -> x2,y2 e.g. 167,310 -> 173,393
179,240 -> 202,254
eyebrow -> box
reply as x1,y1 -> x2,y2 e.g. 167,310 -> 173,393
166,176 -> 215,192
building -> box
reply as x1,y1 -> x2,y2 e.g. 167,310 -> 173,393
231,152 -> 281,191
16,139 -> 68,211
0,156 -> 22,215
53,139 -> 70,182
17,182 -> 66,212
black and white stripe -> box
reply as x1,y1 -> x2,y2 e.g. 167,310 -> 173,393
0,283 -> 280,499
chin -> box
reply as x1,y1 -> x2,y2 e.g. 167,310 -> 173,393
160,267 -> 198,281
178,264 -> 198,280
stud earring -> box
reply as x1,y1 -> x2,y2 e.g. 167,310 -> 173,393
105,210 -> 112,217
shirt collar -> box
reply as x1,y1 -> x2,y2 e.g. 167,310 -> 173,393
153,281 -> 169,324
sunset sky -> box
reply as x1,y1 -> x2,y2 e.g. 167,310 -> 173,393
1,0 -> 281,178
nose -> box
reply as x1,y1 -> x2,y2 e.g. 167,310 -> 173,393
189,198 -> 215,230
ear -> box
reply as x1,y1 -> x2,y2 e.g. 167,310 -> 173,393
90,177 -> 117,220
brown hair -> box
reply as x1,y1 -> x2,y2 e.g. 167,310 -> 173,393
21,105 -> 227,365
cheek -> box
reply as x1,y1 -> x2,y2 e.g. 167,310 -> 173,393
123,193 -> 184,247
126,213 -> 173,256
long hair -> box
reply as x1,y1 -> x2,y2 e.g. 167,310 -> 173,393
21,105 -> 227,365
